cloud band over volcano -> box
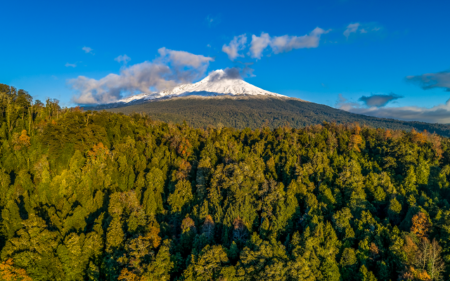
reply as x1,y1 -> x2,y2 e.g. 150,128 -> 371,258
70,48 -> 214,105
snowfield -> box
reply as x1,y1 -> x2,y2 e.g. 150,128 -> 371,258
115,69 -> 284,104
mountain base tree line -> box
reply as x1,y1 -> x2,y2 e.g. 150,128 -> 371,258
1,83 -> 450,280
103,96 -> 450,138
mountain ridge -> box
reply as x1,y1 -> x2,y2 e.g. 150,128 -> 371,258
103,95 -> 450,137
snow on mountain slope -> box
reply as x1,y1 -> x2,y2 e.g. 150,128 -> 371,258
116,69 -> 284,104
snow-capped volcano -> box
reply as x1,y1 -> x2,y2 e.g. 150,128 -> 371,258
115,69 -> 284,104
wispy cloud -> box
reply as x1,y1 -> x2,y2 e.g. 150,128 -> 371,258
115,54 -> 131,65
406,71 -> 450,91
70,48 -> 214,105
337,93 -> 450,124
158,47 -> 213,70
230,23 -> 379,60
249,32 -> 271,59
343,23 -> 360,38
338,70 -> 450,123
271,27 -> 328,53
82,46 -> 94,54
222,34 -> 247,61
65,63 -> 77,68
249,27 -> 328,59
343,22 -> 382,39
205,14 -> 221,27
336,94 -> 361,111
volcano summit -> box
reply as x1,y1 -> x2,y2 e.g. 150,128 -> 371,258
111,69 -> 285,105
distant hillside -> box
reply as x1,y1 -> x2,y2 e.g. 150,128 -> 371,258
102,96 -> 450,137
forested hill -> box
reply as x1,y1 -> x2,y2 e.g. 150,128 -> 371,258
2,83 -> 450,280
102,96 -> 450,137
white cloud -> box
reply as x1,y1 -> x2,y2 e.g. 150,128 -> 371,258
158,47 -> 213,69
115,54 -> 131,64
250,32 -> 271,59
270,27 -> 327,54
343,23 -> 360,38
70,48 -> 214,104
82,46 -> 94,54
65,63 -> 77,68
222,34 -> 247,61
70,63 -> 172,104
249,27 -> 327,59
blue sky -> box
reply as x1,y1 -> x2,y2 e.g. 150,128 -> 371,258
1,0 -> 450,123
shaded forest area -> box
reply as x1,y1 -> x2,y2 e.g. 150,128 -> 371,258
2,83 -> 450,280
103,96 -> 450,137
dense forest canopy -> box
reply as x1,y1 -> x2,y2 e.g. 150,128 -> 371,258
1,83 -> 450,280
101,96 -> 450,137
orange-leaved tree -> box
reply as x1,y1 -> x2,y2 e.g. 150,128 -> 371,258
349,134 -> 363,152
412,129 -> 427,144
411,212 -> 431,238
0,259 -> 32,281
12,130 -> 31,150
